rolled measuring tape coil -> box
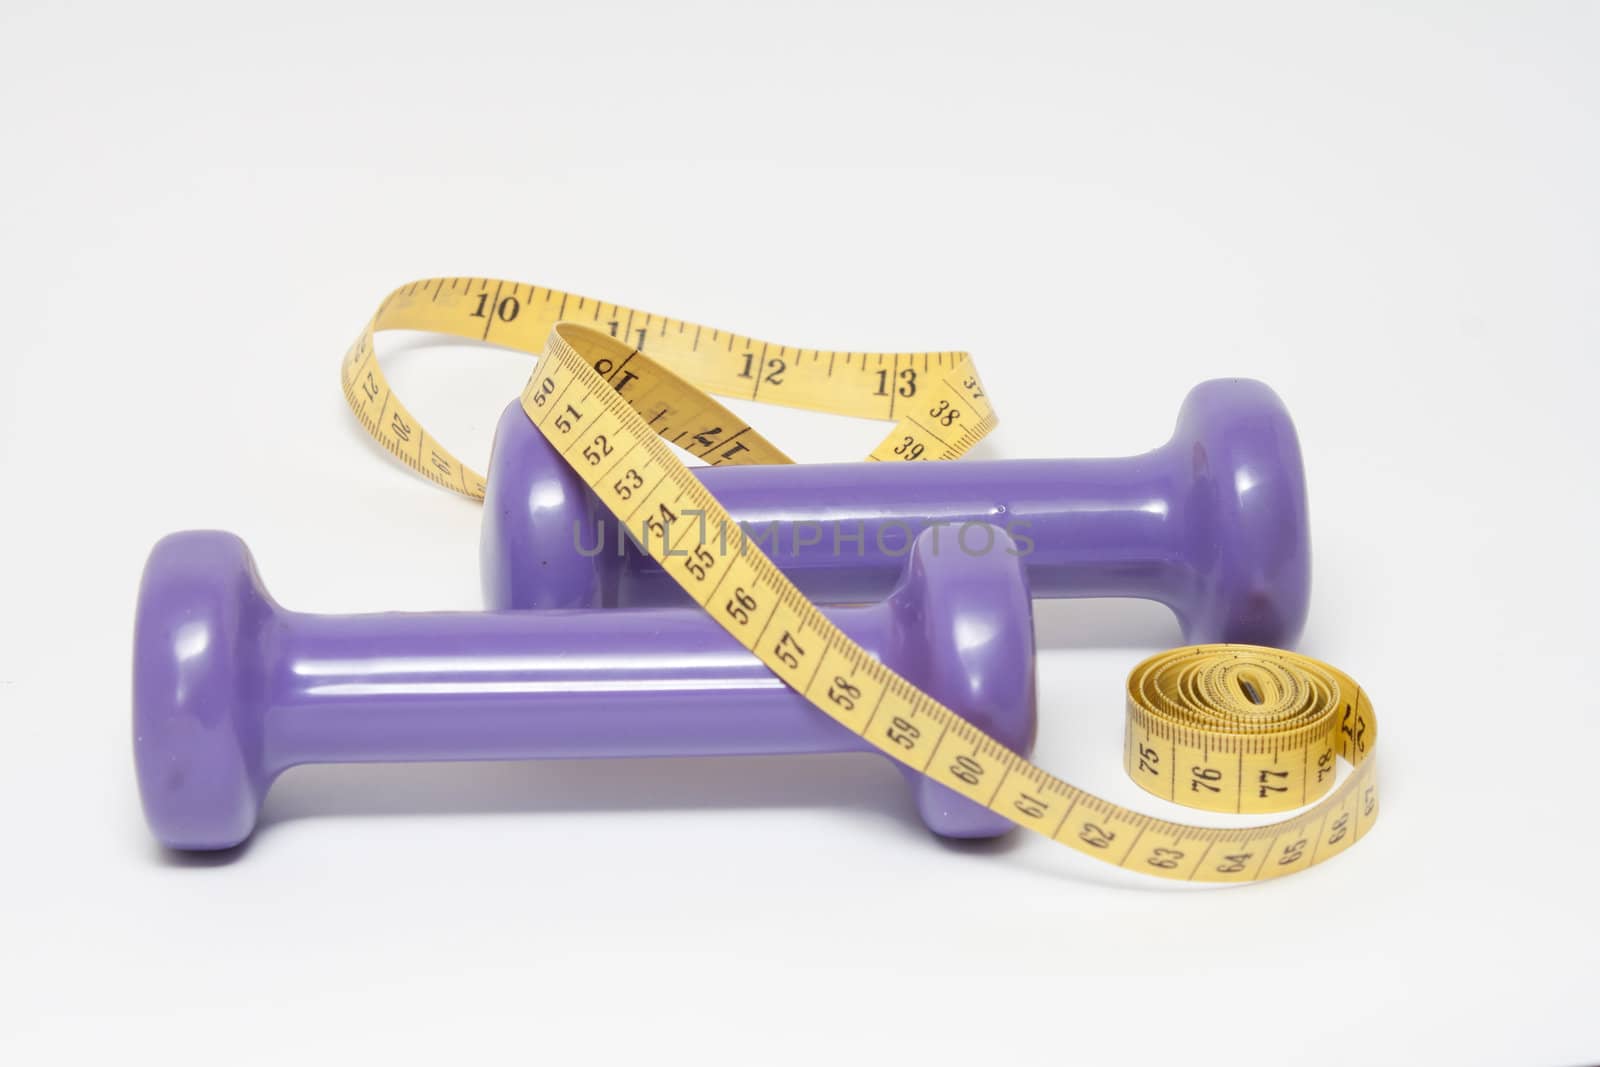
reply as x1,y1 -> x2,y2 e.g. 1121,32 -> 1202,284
341,277 -> 1377,882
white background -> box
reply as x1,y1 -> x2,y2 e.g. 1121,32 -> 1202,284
2,2 -> 1596,1063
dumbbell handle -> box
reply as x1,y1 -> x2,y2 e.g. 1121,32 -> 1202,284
607,455 -> 1175,606
264,603 -> 885,773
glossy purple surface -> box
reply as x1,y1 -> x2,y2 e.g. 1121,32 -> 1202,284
134,527 -> 1036,850
481,378 -> 1311,646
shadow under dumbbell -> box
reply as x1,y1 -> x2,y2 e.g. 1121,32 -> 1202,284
151,839 -> 256,867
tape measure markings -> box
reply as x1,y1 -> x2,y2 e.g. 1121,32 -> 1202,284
342,276 -> 1378,883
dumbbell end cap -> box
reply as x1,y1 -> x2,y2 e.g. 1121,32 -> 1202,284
482,401 -> 613,609
1174,378 -> 1312,647
887,526 -> 1038,838
133,531 -> 272,850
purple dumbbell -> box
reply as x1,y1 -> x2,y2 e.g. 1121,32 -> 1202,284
133,526 -> 1035,851
481,378 -> 1311,646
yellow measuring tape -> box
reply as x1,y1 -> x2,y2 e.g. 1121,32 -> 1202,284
342,277 -> 1377,883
